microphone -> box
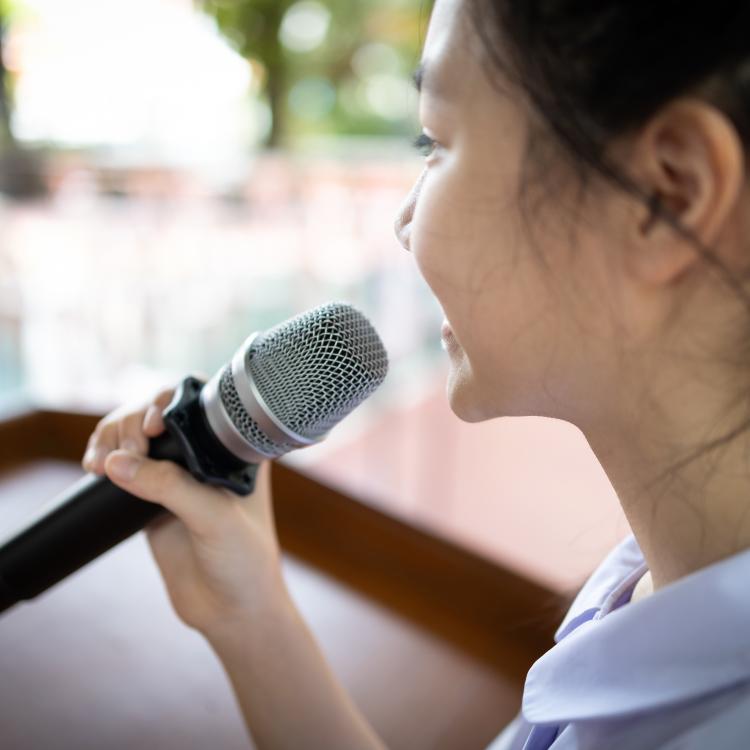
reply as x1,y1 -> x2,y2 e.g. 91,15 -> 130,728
0,302 -> 389,615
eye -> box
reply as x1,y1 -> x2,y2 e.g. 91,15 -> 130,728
413,132 -> 438,158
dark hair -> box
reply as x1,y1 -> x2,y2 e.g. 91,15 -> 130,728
467,0 -> 750,489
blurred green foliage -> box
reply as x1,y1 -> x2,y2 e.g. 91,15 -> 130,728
0,0 -> 40,148
200,0 -> 431,146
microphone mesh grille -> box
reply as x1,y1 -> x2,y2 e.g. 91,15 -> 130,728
218,302 -> 388,457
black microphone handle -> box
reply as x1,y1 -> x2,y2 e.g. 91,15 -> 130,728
0,431 -> 184,615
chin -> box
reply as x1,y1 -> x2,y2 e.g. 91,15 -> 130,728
445,362 -> 489,423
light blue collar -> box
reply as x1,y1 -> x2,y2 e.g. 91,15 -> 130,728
523,535 -> 750,723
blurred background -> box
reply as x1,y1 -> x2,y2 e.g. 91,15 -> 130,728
0,0 -> 628,593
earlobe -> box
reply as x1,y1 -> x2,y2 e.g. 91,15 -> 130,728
627,99 -> 745,286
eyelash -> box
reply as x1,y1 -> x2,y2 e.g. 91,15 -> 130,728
413,132 -> 438,158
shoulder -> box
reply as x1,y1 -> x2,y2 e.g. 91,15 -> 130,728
660,684 -> 750,750
491,685 -> 750,750
559,682 -> 750,750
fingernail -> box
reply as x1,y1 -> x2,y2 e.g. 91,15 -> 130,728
108,452 -> 142,481
122,438 -> 140,453
83,447 -> 95,467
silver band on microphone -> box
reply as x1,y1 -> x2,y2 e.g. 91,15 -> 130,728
199,370 -> 271,464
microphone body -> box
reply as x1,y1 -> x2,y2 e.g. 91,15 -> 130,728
0,377 -> 258,614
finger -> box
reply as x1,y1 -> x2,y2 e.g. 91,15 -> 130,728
117,411 -> 150,455
85,420 -> 120,475
81,432 -> 97,472
104,450 -> 231,537
143,388 -> 175,437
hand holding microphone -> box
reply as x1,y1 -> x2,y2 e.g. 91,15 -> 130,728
94,404 -> 285,638
0,302 -> 389,635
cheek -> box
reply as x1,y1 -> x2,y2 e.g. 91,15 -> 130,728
408,157 -> 571,420
411,164 -> 487,308
410,159 -> 524,344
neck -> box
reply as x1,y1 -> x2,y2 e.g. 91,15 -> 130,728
586,409 -> 750,593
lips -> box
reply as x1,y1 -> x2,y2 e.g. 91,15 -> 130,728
440,318 -> 459,352
397,223 -> 411,252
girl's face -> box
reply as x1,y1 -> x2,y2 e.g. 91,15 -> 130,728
395,0 -> 634,428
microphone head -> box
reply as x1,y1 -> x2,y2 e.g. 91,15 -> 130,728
201,302 -> 389,462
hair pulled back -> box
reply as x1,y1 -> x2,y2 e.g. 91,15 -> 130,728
467,0 -> 750,483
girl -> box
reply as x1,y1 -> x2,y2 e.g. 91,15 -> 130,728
82,0 -> 750,747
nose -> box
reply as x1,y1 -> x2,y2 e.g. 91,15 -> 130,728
394,170 -> 425,253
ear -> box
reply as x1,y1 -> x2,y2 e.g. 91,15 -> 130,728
624,98 -> 745,286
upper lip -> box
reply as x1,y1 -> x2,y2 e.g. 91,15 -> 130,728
396,223 -> 411,252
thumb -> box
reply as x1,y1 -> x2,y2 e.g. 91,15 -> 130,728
105,449 -> 231,538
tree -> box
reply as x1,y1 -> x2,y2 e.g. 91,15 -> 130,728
200,0 -> 428,148
0,0 -> 46,199
0,0 -> 18,150
202,0 -> 297,148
